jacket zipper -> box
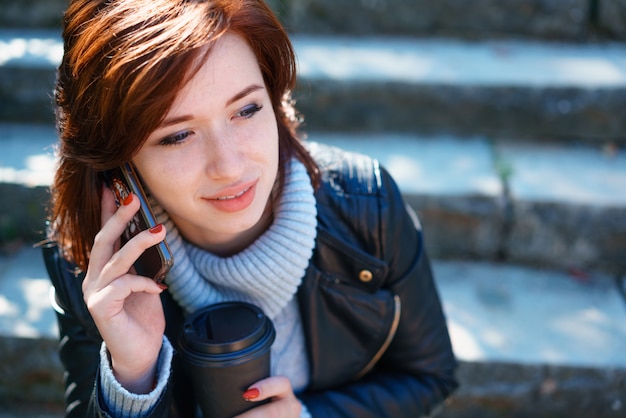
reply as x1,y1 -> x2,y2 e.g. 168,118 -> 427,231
355,294 -> 402,380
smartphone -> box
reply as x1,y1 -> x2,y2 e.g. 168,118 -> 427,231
103,163 -> 174,284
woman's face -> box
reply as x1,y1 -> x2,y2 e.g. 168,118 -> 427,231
133,32 -> 279,255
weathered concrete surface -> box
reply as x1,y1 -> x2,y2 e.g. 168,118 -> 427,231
405,193 -> 506,261
0,123 -> 54,250
0,0 -> 66,29
4,355 -> 623,418
0,0 -> 613,40
599,0 -> 626,38
0,337 -> 63,408
506,201 -> 626,273
440,361 -> 626,418
1,0 -> 625,42
289,36 -> 626,141
4,31 -> 626,141
0,66 -> 56,123
415,185 -> 626,274
273,0 -> 593,40
0,183 -> 48,248
296,82 -> 626,142
497,141 -> 626,273
4,345 -> 623,418
435,260 -> 626,368
312,134 -> 626,273
434,257 -> 626,417
0,30 -> 60,123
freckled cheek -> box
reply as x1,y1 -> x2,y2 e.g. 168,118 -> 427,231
139,160 -> 191,201
250,119 -> 280,157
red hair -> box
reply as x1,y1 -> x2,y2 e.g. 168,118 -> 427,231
50,0 -> 318,270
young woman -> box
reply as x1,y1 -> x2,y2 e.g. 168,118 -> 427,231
43,0 -> 458,416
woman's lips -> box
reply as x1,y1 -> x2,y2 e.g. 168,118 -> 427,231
214,185 -> 252,200
204,180 -> 257,213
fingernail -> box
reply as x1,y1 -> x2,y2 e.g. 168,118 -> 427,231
242,388 -> 260,401
149,224 -> 163,234
122,193 -> 133,206
157,283 -> 168,290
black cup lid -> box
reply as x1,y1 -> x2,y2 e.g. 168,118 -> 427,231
183,302 -> 271,355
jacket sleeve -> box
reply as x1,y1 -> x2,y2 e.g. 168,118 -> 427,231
300,163 -> 458,417
42,242 -> 173,418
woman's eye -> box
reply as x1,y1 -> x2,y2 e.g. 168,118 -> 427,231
237,104 -> 263,119
160,130 -> 191,146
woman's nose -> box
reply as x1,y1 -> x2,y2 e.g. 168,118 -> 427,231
203,131 -> 244,180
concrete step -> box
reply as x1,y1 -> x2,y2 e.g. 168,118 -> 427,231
293,36 -> 626,142
0,0 -> 65,30
313,133 -> 626,274
0,30 -> 60,123
1,30 -> 626,141
0,245 -> 624,417
1,123 -> 625,272
2,0 -> 625,41
270,0 -> 626,41
0,124 -> 54,246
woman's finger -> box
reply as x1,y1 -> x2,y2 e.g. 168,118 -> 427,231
88,191 -> 141,275
243,376 -> 293,402
98,223 -> 166,283
235,376 -> 302,418
86,273 -> 165,318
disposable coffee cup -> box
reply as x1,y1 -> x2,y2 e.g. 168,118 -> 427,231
178,301 -> 275,418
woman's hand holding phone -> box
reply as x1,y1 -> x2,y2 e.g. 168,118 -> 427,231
81,187 -> 168,394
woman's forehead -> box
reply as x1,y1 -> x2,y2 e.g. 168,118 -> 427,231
166,33 -> 264,110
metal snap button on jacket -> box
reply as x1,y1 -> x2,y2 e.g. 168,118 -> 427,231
359,269 -> 373,283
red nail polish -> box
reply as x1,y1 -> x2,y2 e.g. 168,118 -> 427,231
122,193 -> 133,206
242,388 -> 260,401
157,283 -> 168,290
149,224 -> 163,234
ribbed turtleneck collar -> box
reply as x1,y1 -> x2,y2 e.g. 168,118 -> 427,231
151,158 -> 317,318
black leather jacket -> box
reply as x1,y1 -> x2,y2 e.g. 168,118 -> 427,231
43,142 -> 458,418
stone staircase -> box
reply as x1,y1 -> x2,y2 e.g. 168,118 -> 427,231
1,0 -> 626,417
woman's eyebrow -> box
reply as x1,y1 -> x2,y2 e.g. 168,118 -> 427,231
158,84 -> 265,129
159,114 -> 194,129
226,84 -> 264,107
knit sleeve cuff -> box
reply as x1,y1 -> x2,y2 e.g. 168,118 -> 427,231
98,336 -> 173,417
